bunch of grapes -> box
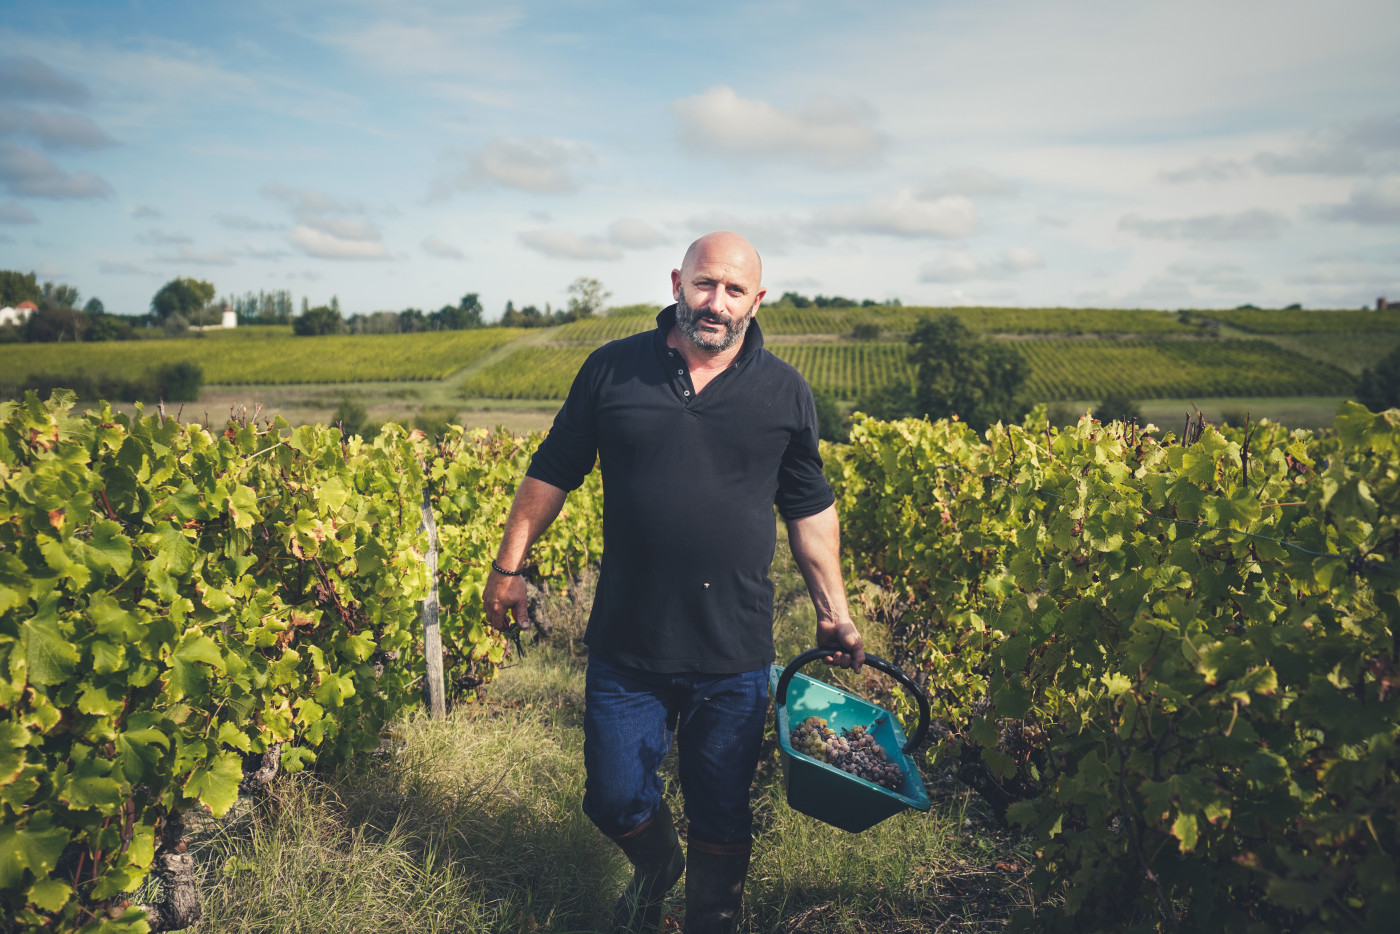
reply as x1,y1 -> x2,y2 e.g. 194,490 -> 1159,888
788,716 -> 905,790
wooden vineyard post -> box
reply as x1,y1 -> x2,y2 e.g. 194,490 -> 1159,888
419,484 -> 446,719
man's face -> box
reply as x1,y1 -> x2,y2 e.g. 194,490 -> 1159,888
671,233 -> 766,353
674,288 -> 756,352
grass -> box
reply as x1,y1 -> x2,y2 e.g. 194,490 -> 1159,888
170,538 -> 1034,933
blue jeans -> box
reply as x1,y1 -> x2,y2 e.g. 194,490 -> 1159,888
583,658 -> 770,848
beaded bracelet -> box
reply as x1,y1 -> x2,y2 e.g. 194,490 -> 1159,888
490,559 -> 525,576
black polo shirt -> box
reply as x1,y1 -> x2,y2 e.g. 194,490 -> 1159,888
526,306 -> 834,673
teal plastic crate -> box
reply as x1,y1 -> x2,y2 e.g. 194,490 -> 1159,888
770,649 -> 931,833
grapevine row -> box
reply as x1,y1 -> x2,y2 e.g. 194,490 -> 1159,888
0,392 -> 602,932
826,403 -> 1398,931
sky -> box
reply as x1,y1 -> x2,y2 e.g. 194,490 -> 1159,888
1,0 -> 1398,320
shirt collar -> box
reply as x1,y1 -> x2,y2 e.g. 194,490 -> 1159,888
655,303 -> 766,360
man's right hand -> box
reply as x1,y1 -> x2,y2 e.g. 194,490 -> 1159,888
484,568 -> 531,632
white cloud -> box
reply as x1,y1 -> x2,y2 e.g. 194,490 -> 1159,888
818,189 -> 977,239
919,168 -> 1019,199
471,138 -> 592,195
153,244 -> 235,266
671,85 -> 885,170
1159,157 -> 1252,184
519,229 -> 622,261
918,247 -> 1045,283
130,204 -> 161,218
215,213 -> 282,231
0,106 -> 115,150
0,141 -> 111,198
35,262 -> 64,278
0,201 -> 37,223
0,56 -> 90,105
261,182 -> 362,215
98,261 -> 147,275
681,211 -> 826,255
607,218 -> 667,249
1310,178 -> 1400,225
1118,209 -> 1288,241
289,225 -> 390,260
422,235 -> 465,259
137,229 -> 192,245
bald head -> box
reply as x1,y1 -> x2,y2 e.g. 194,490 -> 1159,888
670,231 -> 768,355
679,231 -> 763,284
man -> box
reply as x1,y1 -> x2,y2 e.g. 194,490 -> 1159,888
484,231 -> 863,934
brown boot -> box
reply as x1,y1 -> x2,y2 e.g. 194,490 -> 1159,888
609,801 -> 685,934
684,840 -> 751,934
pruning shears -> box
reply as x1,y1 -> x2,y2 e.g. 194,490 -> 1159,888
505,623 -> 527,660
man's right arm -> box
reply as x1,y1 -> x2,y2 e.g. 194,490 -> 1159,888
483,476 -> 568,632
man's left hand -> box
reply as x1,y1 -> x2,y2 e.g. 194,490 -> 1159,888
816,617 -> 864,672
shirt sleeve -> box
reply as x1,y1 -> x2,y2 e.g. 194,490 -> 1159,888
525,348 -> 602,492
774,377 -> 836,520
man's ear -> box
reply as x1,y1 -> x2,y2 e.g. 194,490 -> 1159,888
670,268 -> 682,301
751,287 -> 767,315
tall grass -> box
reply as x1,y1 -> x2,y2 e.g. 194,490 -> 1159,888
177,544 -> 1035,932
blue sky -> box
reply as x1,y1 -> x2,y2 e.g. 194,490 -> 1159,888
1,0 -> 1398,319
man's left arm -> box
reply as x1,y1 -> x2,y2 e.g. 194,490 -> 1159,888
786,504 -> 864,671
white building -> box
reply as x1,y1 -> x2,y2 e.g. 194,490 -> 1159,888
0,300 -> 38,327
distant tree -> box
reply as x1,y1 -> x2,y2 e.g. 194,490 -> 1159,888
429,293 -> 484,330
0,270 -> 42,307
851,322 -> 881,341
566,277 -> 610,319
24,306 -> 85,342
780,291 -> 811,308
1093,392 -> 1142,425
42,282 -> 80,310
152,278 -> 215,320
458,292 -> 484,328
83,297 -> 104,316
813,294 -> 856,308
293,304 -> 345,336
399,308 -> 426,332
1357,344 -> 1400,412
907,314 -> 1030,431
854,380 -> 917,421
1283,303 -> 1303,311
330,295 -> 341,315
154,361 -> 203,402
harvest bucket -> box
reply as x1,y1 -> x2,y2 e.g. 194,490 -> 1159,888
769,648 -> 932,833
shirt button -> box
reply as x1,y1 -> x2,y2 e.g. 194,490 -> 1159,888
683,390 -> 691,396
676,369 -> 683,374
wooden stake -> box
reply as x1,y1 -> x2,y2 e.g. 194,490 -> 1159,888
419,484 -> 446,719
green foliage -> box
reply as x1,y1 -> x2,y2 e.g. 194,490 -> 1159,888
1204,307 -> 1400,334
0,328 -> 523,387
0,271 -> 42,307
154,361 -> 203,402
850,322 -> 881,341
1356,343 -> 1400,411
0,395 -> 604,930
151,278 -> 215,321
330,396 -> 368,438
565,277 -> 610,320
829,403 -> 1400,932
1092,391 -> 1141,424
909,315 -> 1030,430
293,305 -> 346,337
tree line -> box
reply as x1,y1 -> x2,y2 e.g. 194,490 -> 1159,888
1,269 -> 615,342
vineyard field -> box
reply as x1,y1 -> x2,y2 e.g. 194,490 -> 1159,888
762,305 -> 1200,336
0,327 -> 523,385
457,338 -> 1352,402
1016,338 -> 1352,400
1202,307 -> 1400,334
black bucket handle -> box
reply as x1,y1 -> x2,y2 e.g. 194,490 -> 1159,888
775,648 -> 931,755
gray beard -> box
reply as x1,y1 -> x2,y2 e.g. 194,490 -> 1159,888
674,294 -> 753,352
